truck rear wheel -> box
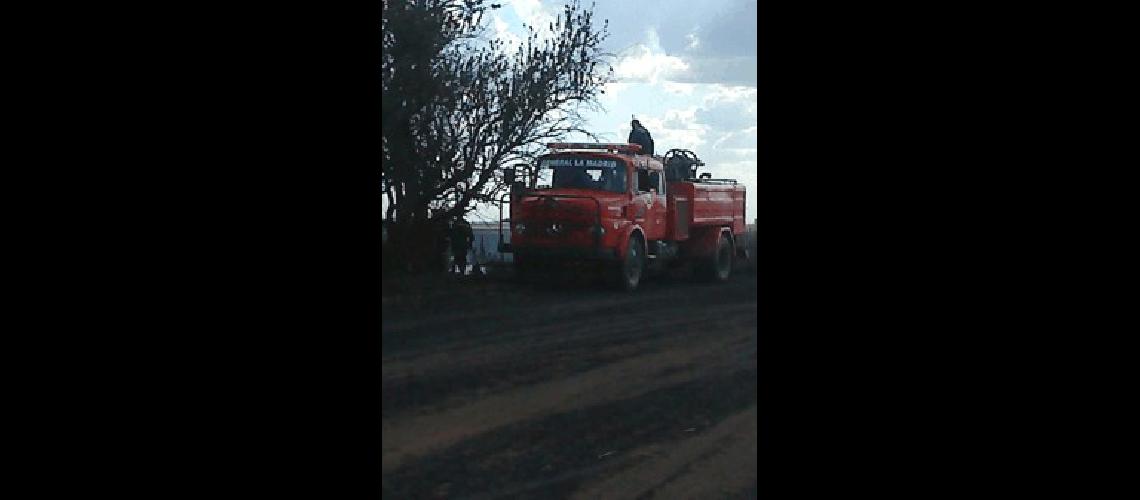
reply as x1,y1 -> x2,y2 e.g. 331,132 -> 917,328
614,235 -> 645,291
699,232 -> 733,282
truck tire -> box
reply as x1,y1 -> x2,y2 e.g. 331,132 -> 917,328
614,235 -> 645,291
699,232 -> 733,282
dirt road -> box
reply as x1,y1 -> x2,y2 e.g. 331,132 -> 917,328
382,269 -> 757,499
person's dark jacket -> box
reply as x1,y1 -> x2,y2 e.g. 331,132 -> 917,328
449,222 -> 473,252
628,125 -> 654,155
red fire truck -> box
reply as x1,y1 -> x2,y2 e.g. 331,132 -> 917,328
499,142 -> 747,291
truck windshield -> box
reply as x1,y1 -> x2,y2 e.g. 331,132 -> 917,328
538,157 -> 627,193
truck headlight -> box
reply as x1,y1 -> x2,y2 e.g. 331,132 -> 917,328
514,223 -> 526,234
592,224 -> 605,237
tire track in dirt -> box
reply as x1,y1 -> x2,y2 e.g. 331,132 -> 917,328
382,274 -> 755,358
383,301 -> 753,376
381,272 -> 757,497
381,327 -> 754,473
568,405 -> 757,500
381,368 -> 756,499
382,303 -> 756,417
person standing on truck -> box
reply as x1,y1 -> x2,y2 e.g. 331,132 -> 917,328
449,217 -> 474,275
628,119 -> 654,155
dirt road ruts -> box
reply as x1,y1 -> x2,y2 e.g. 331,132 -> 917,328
382,270 -> 757,499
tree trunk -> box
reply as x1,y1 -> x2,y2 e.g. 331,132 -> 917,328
387,217 -> 448,276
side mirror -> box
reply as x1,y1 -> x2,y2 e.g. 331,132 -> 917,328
503,168 -> 515,186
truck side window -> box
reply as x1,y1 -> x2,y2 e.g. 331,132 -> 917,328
648,171 -> 663,195
637,169 -> 652,193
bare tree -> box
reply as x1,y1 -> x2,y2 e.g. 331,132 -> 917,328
382,0 -> 612,273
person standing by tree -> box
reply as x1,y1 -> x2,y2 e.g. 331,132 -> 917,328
449,217 -> 474,275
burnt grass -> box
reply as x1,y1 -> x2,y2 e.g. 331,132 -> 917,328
382,314 -> 755,420
382,271 -> 755,358
380,367 -> 757,499
381,313 -> 733,418
383,347 -> 635,419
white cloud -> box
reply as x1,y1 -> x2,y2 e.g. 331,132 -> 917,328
686,30 -> 700,50
660,107 -> 698,129
693,85 -> 757,133
508,0 -> 555,34
711,126 -> 757,150
613,53 -> 686,84
705,85 -> 757,105
651,121 -> 707,153
670,56 -> 757,86
613,49 -> 688,85
610,27 -> 689,85
662,82 -> 696,95
645,26 -> 662,50
492,14 -> 521,49
600,81 -> 630,101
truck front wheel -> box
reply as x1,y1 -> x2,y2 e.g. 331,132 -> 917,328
615,235 -> 645,291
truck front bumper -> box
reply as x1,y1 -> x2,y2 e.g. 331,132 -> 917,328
508,245 -> 620,261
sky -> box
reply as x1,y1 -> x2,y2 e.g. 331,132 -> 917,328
398,0 -> 758,223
